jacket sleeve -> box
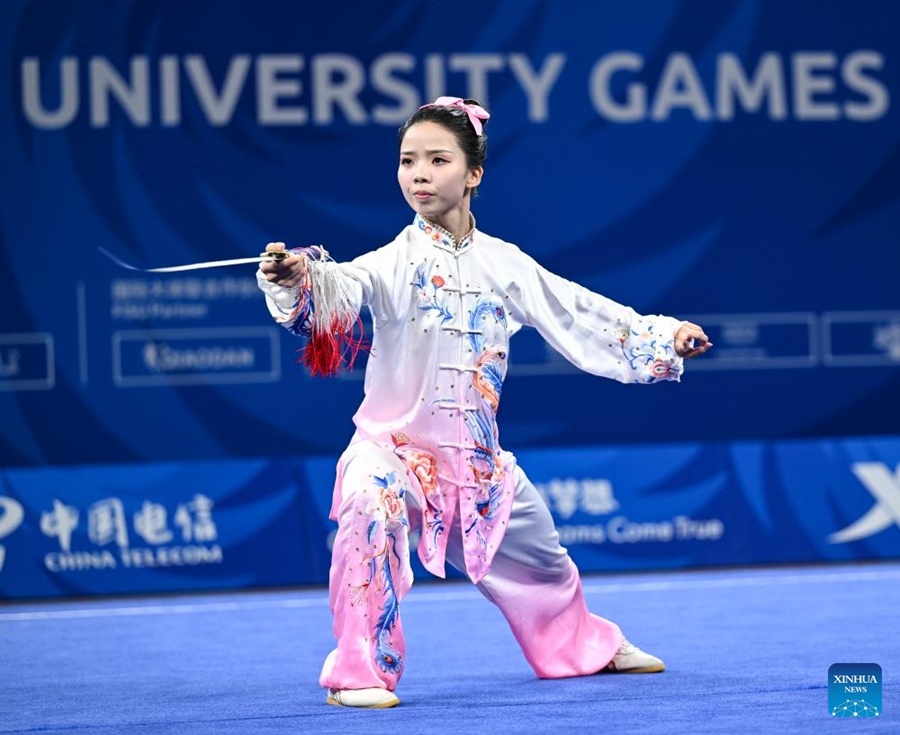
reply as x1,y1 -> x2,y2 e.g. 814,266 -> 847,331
511,251 -> 685,384
255,245 -> 388,375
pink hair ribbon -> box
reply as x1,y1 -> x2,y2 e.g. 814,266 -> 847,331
420,96 -> 490,135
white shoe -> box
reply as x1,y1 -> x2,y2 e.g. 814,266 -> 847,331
326,687 -> 400,708
601,638 -> 666,674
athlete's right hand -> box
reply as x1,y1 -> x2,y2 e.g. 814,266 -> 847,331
260,242 -> 309,288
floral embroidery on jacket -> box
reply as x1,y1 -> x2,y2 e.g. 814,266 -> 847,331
392,434 -> 445,550
416,216 -> 454,248
462,296 -> 510,554
469,297 -> 508,411
618,324 -> 683,383
412,264 -> 453,322
415,214 -> 473,251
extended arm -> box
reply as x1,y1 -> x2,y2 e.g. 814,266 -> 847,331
513,253 -> 710,384
256,241 -> 368,375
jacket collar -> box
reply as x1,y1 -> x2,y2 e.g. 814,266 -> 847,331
414,214 -> 476,254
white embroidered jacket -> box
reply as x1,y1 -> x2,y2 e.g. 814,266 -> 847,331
257,215 -> 684,582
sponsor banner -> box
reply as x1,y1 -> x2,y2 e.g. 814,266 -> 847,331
823,311 -> 900,367
682,313 -> 817,370
0,459 -> 322,599
113,326 -> 280,386
520,437 -> 900,571
2,435 -> 898,599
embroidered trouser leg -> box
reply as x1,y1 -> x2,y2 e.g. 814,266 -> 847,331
444,464 -> 623,678
319,442 -> 413,692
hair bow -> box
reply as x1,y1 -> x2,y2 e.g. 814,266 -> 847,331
421,96 -> 490,135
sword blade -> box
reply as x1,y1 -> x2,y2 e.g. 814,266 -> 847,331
146,256 -> 274,272
99,246 -> 292,273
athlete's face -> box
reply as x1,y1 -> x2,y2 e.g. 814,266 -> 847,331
398,121 -> 482,226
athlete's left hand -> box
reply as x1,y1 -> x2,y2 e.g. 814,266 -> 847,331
674,322 -> 713,358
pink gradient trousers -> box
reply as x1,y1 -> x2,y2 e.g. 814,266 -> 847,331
319,441 -> 623,692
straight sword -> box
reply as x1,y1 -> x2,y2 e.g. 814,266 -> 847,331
99,247 -> 292,273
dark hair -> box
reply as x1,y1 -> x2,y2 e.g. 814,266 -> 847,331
398,98 -> 489,196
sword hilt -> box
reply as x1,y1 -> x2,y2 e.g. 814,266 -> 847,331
259,250 -> 292,261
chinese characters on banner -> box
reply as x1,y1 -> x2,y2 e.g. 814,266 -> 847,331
39,494 -> 222,572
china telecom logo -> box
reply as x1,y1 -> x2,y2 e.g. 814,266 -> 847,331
828,664 -> 882,718
0,496 -> 25,573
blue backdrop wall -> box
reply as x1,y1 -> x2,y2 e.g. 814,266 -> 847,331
1,0 -> 898,598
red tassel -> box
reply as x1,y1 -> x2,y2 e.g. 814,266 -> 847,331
299,315 -> 369,377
